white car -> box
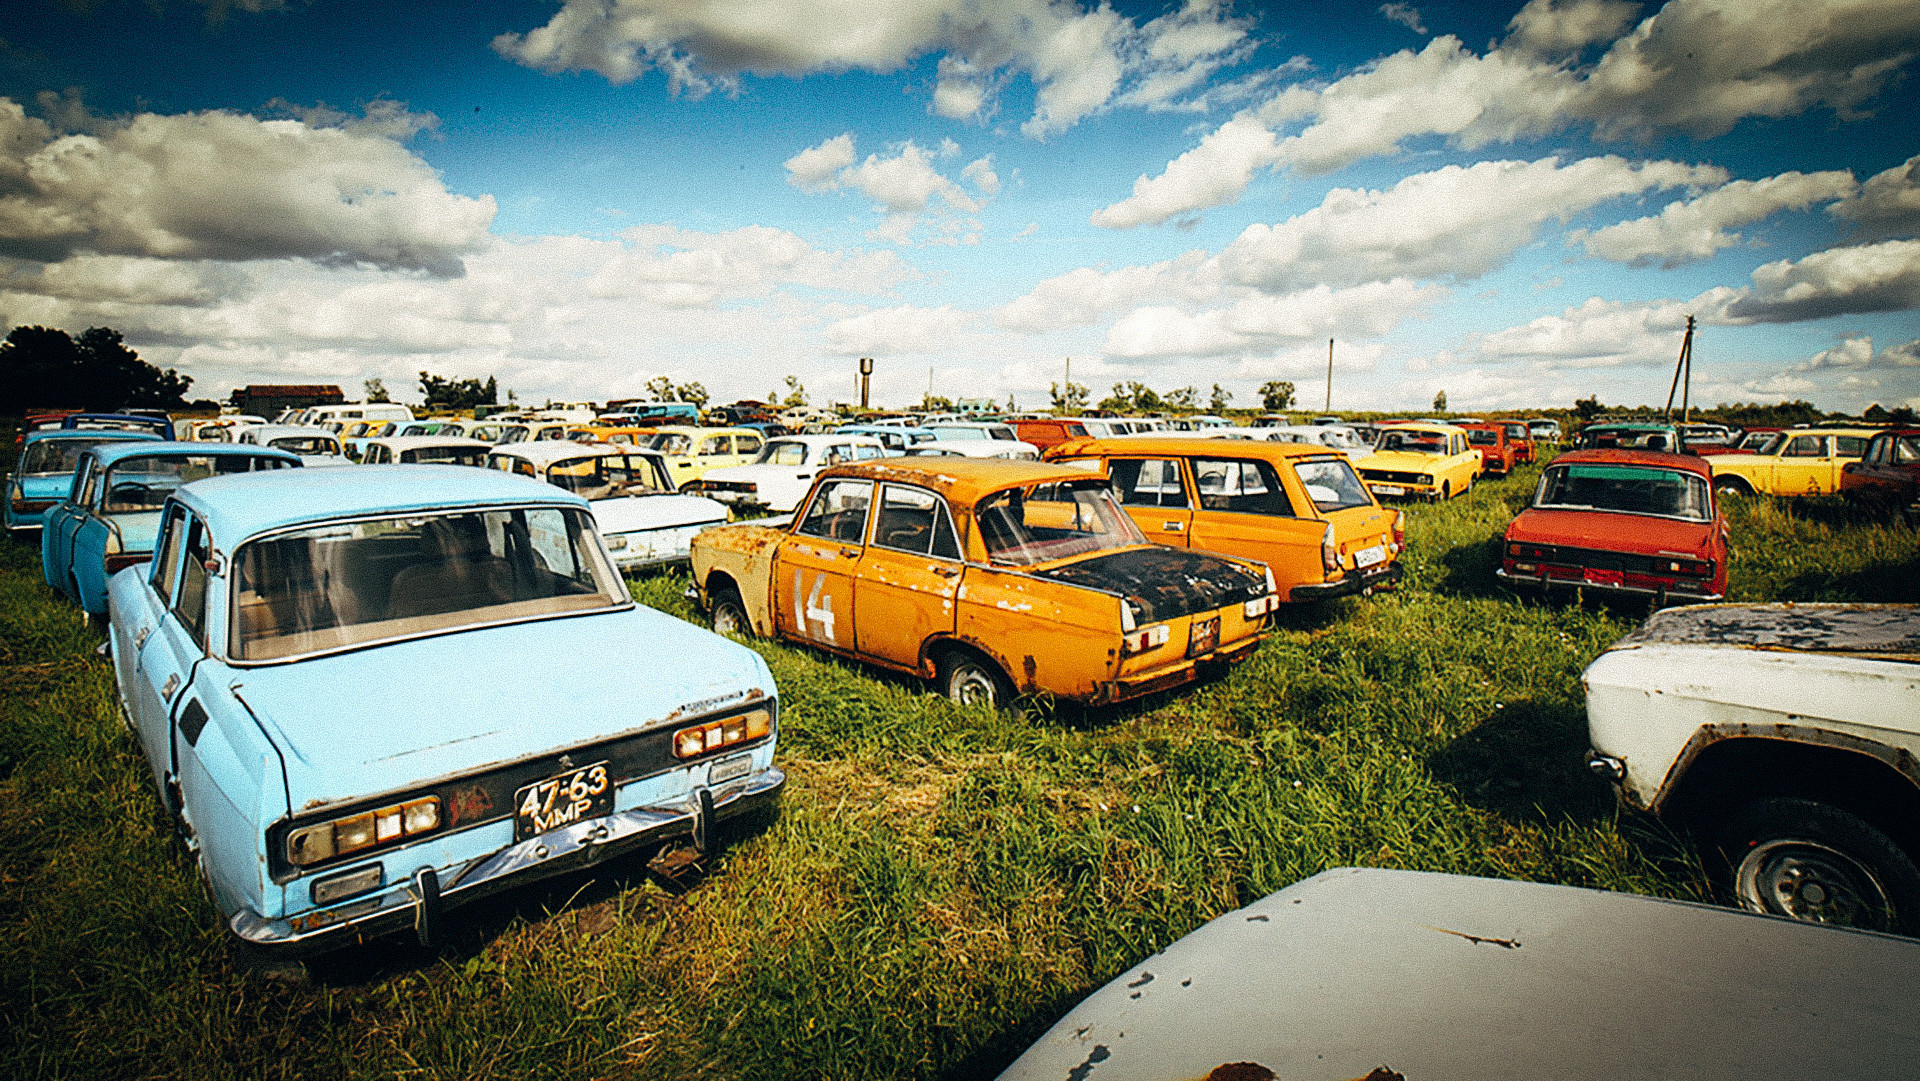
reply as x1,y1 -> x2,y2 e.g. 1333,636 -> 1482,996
903,439 -> 1040,461
1584,603 -> 1920,933
486,441 -> 728,568
694,434 -> 887,513
1265,423 -> 1375,463
357,436 -> 491,466
924,421 -> 1019,442
237,425 -> 353,466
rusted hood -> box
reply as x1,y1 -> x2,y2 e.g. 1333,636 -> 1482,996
997,867 -> 1920,1081
1613,602 -> 1920,658
1037,546 -> 1264,623
1506,507 -> 1716,554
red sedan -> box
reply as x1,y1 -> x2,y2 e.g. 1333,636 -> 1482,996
1498,449 -> 1728,603
1840,428 -> 1920,519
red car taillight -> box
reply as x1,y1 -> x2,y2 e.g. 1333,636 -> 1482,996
1664,558 -> 1714,577
1507,542 -> 1555,561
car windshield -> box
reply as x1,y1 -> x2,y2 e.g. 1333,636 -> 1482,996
1575,427 -> 1675,451
1738,431 -> 1782,452
403,445 -> 487,466
649,433 -> 692,455
1465,429 -> 1499,445
230,506 -> 623,662
1534,464 -> 1712,520
68,417 -> 166,437
102,455 -> 293,514
18,436 -> 123,474
975,480 -> 1147,566
1504,424 -> 1529,439
756,441 -> 809,466
270,436 -> 339,455
544,454 -> 672,498
1376,430 -> 1448,455
1294,459 -> 1375,512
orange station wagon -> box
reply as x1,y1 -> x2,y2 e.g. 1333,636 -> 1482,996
688,458 -> 1279,710
1045,437 -> 1404,603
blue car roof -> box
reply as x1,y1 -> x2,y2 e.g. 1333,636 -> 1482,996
23,428 -> 164,445
172,465 -> 592,544
86,440 -> 301,467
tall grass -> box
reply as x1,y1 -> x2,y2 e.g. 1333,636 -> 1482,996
1,452 -> 1911,1079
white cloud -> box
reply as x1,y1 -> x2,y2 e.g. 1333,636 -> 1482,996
782,134 -> 998,246
1470,288 -> 1743,367
1379,3 -> 1428,35
1728,238 -> 1920,322
782,132 -> 856,191
1103,279 -> 1447,360
1794,334 -> 1920,371
824,304 -> 972,355
1832,153 -> 1920,241
1217,156 -> 1718,290
0,97 -> 493,276
995,251 -> 1219,332
1578,169 -> 1858,267
1095,0 -> 1920,226
494,0 -> 1250,137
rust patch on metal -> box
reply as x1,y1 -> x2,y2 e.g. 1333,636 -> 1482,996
448,783 -> 494,826
1023,654 -> 1038,692
1653,723 -> 1920,812
1065,1043 -> 1110,1081
1425,924 -> 1521,948
1352,1070 -> 1406,1081
1197,1065 -> 1276,1081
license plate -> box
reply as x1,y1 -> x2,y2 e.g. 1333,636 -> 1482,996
1372,485 -> 1405,496
1187,615 -> 1220,658
1353,544 -> 1387,568
513,761 -> 613,841
1584,568 -> 1623,587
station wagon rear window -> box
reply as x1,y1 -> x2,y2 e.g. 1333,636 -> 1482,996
269,436 -> 339,455
544,454 -> 673,497
18,436 -> 123,474
1294,459 -> 1374,512
230,506 -> 624,661
1533,464 -> 1711,520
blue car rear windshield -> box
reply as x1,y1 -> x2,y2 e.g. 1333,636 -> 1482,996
230,506 -> 624,662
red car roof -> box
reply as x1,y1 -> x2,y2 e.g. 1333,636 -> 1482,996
1548,447 -> 1711,477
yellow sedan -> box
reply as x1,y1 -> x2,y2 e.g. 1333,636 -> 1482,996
1356,424 -> 1482,501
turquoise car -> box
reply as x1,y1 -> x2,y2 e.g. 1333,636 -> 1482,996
106,466 -> 784,955
42,441 -> 300,619
6,429 -> 164,538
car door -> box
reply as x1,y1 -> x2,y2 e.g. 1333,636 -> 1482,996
854,483 -> 963,669
48,456 -> 100,587
1106,458 -> 1194,545
773,478 -> 872,654
696,433 -> 734,477
1829,435 -> 1870,494
125,506 -> 200,799
1186,454 -> 1323,570
1775,434 -> 1827,494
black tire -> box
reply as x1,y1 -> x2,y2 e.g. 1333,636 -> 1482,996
709,587 -> 754,637
1438,481 -> 1450,501
1720,797 -> 1920,934
1714,476 -> 1752,498
936,650 -> 1016,712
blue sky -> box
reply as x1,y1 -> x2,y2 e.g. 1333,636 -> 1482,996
2,0 -> 1917,413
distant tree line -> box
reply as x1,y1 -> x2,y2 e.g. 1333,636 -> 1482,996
0,325 -> 196,416
418,371 -> 497,411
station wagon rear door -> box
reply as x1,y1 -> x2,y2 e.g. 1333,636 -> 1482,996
1184,455 -> 1324,572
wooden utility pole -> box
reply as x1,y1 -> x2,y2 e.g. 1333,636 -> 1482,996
1325,338 -> 1334,412
1663,316 -> 1695,422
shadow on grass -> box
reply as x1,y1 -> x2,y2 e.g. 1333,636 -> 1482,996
1783,548 -> 1920,603
1432,535 -> 1507,599
1425,699 -> 1614,825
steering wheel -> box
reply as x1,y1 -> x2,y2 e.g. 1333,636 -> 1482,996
107,482 -> 153,507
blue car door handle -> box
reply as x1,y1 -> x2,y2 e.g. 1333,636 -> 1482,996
160,672 -> 180,702
135,624 -> 152,649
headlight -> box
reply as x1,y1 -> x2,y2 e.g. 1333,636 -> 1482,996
673,709 -> 773,759
286,796 -> 442,867
1418,474 -> 1433,485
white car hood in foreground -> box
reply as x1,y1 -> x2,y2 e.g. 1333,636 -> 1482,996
591,492 -> 726,534
231,604 -> 774,814
1000,867 -> 1920,1081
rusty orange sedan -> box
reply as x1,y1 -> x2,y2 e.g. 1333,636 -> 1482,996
688,458 -> 1278,710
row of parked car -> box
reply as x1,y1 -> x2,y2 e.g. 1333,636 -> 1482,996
4,407 -> 1915,1001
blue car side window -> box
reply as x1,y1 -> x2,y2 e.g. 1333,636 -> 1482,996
173,518 -> 212,649
151,507 -> 188,608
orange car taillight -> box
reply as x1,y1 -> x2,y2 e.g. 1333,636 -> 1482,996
1321,522 -> 1339,572
1665,558 -> 1713,577
286,796 -> 442,867
1122,624 -> 1172,654
1391,510 -> 1405,548
673,709 -> 773,759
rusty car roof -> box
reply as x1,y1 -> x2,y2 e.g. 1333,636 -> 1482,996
1045,435 -> 1345,461
811,456 -> 1110,502
1616,603 -> 1920,658
1547,447 -> 1713,476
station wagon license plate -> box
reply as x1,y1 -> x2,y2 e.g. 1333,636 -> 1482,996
1353,544 -> 1387,569
1371,485 -> 1406,496
1187,615 -> 1220,658
514,761 -> 613,841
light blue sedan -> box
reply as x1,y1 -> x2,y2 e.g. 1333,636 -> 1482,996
43,441 -> 300,620
107,465 -> 784,955
7,429 -> 164,538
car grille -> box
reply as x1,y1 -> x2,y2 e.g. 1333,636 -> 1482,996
1360,469 -> 1426,484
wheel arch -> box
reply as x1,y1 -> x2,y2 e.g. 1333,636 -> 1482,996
1662,734 -> 1920,853
921,635 -> 1017,689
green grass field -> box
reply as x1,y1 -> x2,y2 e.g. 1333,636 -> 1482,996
1,458 -> 1913,1079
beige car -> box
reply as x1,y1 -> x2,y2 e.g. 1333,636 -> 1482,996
646,426 -> 766,490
